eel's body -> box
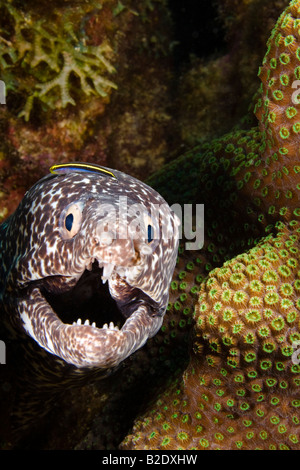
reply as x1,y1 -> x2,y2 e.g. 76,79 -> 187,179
0,165 -> 179,371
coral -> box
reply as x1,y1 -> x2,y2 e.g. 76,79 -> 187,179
120,0 -> 300,450
0,1 -> 117,120
254,1 -> 300,161
122,216 -> 300,450
121,222 -> 300,450
147,0 -> 300,240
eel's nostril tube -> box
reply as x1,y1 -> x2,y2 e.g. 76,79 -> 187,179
98,230 -> 115,246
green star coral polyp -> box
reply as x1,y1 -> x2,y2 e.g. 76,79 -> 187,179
0,2 -> 117,120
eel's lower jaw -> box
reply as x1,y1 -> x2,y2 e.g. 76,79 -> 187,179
69,306 -> 163,369
19,288 -> 163,369
48,306 -> 163,369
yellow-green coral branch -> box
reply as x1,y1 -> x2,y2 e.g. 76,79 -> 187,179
0,2 -> 118,119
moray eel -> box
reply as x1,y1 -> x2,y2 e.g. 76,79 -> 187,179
0,164 -> 180,369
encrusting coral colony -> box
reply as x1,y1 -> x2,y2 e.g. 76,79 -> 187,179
121,0 -> 300,450
1,0 -> 300,452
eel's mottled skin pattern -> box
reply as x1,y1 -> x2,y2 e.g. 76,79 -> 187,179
0,167 -> 179,371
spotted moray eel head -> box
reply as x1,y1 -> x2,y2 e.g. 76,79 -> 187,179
3,169 -> 179,369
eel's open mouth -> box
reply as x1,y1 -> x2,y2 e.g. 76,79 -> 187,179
43,260 -> 126,332
27,259 -> 163,369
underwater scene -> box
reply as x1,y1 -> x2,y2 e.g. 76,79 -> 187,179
0,0 -> 300,451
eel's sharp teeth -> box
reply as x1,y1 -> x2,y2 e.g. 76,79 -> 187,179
101,263 -> 115,284
101,322 -> 119,331
109,321 -> 119,331
72,320 -> 99,328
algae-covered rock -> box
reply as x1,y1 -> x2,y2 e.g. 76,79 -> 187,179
0,0 -> 177,220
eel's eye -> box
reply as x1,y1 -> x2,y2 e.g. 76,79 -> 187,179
60,202 -> 83,239
142,213 -> 159,246
147,224 -> 154,243
65,213 -> 74,232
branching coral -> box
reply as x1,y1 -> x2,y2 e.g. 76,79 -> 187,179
0,1 -> 117,120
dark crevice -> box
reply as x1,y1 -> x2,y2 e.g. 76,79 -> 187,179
168,0 -> 225,66
43,262 -> 124,329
